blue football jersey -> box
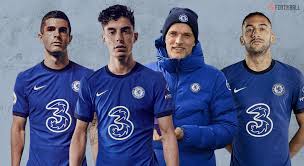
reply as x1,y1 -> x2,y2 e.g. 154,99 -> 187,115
12,61 -> 92,166
222,60 -> 304,166
75,62 -> 172,166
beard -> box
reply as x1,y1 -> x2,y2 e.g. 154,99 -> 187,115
245,41 -> 271,56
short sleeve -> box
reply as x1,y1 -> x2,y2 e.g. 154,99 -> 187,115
153,73 -> 173,118
293,71 -> 304,114
74,77 -> 94,122
12,72 -> 29,118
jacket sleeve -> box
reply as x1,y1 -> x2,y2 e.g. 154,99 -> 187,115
180,71 -> 238,150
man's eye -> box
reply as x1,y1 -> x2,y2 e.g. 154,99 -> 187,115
122,29 -> 131,33
168,32 -> 177,36
260,27 -> 266,31
59,28 -> 68,34
246,28 -> 253,33
46,27 -> 55,32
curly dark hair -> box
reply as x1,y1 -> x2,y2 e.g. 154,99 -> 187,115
98,4 -> 135,28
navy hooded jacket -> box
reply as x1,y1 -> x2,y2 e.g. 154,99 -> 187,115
148,37 -> 237,166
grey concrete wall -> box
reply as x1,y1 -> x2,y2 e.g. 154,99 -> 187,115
1,0 -> 303,165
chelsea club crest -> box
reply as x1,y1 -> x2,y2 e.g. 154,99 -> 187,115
272,83 -> 285,96
72,81 -> 80,92
179,14 -> 188,22
190,83 -> 201,93
132,86 -> 145,99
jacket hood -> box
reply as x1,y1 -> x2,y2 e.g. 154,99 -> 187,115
155,36 -> 205,73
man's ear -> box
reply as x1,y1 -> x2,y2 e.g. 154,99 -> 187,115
240,36 -> 245,45
69,35 -> 73,43
133,32 -> 138,43
101,31 -> 106,42
38,32 -> 43,41
270,32 -> 276,44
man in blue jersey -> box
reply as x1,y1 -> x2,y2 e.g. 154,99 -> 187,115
222,12 -> 304,166
149,7 -> 237,166
10,11 -> 92,166
69,5 -> 178,166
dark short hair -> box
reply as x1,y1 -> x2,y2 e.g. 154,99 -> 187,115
242,12 -> 272,27
40,10 -> 71,35
98,4 -> 135,28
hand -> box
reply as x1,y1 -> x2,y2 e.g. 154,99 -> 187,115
175,127 -> 184,140
153,129 -> 162,141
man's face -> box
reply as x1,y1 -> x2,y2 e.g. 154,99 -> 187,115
102,17 -> 138,60
165,23 -> 195,59
241,15 -> 274,55
39,18 -> 72,56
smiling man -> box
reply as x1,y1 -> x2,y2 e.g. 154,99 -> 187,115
148,7 -> 237,166
222,12 -> 304,166
69,4 -> 178,166
10,10 -> 92,166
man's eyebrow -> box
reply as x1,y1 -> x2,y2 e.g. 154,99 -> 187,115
245,24 -> 253,28
106,27 -> 116,31
121,26 -> 132,31
259,24 -> 268,27
46,25 -> 56,29
245,23 -> 269,28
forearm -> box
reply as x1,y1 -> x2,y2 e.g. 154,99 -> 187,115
162,129 -> 179,166
70,131 -> 87,166
90,143 -> 98,164
11,125 -> 25,166
289,126 -> 304,158
89,115 -> 98,164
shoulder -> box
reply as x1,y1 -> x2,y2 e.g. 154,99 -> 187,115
222,61 -> 243,75
201,64 -> 227,80
221,61 -> 244,82
204,64 -> 222,74
275,60 -> 303,76
85,66 -> 105,82
136,63 -> 167,89
139,63 -> 164,80
70,61 -> 94,74
274,60 -> 304,86
16,63 -> 42,81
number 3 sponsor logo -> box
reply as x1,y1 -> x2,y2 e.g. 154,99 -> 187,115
108,106 -> 134,140
45,99 -> 72,133
246,103 -> 273,137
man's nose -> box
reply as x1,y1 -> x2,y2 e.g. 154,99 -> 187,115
53,29 -> 60,38
115,32 -> 124,42
251,29 -> 259,38
175,35 -> 183,44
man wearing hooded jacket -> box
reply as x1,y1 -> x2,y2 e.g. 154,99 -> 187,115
147,7 -> 237,166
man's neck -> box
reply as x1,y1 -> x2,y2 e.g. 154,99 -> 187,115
44,51 -> 69,70
245,49 -> 272,72
108,55 -> 136,75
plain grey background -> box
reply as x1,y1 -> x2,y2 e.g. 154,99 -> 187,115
1,0 -> 304,165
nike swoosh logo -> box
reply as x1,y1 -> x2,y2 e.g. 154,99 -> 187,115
33,85 -> 46,91
165,94 -> 172,100
233,87 -> 246,93
96,90 -> 108,97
